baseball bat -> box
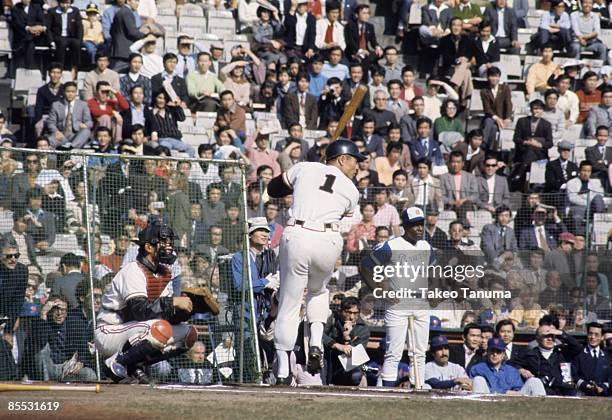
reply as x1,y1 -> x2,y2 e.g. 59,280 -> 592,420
330,85 -> 368,141
0,383 -> 101,393
407,316 -> 422,391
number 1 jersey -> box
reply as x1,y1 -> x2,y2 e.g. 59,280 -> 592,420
282,162 -> 360,224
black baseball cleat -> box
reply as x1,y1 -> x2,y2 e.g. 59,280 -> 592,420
307,346 -> 323,374
275,376 -> 297,387
133,368 -> 151,384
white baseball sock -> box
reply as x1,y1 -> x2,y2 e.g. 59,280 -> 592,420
276,350 -> 290,378
309,322 -> 323,349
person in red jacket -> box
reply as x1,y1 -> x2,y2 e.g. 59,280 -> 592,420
87,81 -> 129,144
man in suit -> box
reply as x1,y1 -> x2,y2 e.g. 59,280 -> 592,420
440,150 -> 480,220
538,270 -> 568,308
408,117 -> 444,168
478,155 -> 511,214
585,87 -> 612,138
572,322 -> 610,397
344,4 -> 382,68
10,0 -> 51,70
51,253 -> 84,309
110,0 -> 145,71
519,205 -> 567,251
358,116 -> 385,157
197,225 -> 230,262
47,81 -> 93,149
151,53 -> 189,107
511,100 -> 553,191
481,66 -> 512,150
34,63 -> 65,138
49,0 -> 83,75
283,0 -> 316,59
454,129 -> 486,175
585,125 -> 612,191
404,159 -> 444,211
483,0 -> 520,54
363,91 -> 397,137
481,205 -> 518,265
419,0 -> 453,47
340,63 -> 370,136
544,140 -> 578,209
437,18 -> 474,101
314,1 -> 345,59
495,320 -> 525,367
449,323 -> 484,371
1,212 -> 39,269
543,232 -> 578,289
120,85 -> 155,139
24,187 -> 56,253
281,73 -> 318,130
566,160 -> 606,229
214,165 -> 242,209
400,97 -> 429,145
188,202 -> 208,248
385,80 -> 410,123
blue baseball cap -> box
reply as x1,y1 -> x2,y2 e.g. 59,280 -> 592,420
431,335 -> 449,349
488,337 -> 506,351
401,207 -> 425,226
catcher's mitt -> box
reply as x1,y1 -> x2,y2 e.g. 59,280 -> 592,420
182,287 -> 220,315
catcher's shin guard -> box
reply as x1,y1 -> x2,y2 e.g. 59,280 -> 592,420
115,340 -> 163,375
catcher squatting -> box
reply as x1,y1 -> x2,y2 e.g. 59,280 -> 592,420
94,221 -> 219,383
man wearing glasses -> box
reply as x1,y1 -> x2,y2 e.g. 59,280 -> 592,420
0,243 -> 28,380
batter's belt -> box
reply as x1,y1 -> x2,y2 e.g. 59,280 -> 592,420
286,218 -> 340,232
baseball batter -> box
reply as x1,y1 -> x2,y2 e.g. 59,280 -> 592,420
94,222 -> 197,383
360,207 -> 434,389
268,140 -> 363,385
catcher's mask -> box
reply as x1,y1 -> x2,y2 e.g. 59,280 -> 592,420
136,222 -> 178,265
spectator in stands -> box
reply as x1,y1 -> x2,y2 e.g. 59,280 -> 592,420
516,324 -> 582,395
252,3 -> 285,66
441,150 -> 479,220
120,85 -> 155,139
24,187 -> 56,253
245,131 -> 280,183
187,202 -> 207,248
511,100 -> 553,189
48,0 -> 83,79
323,296 -> 370,386
433,99 -> 463,141
46,81 -> 93,150
544,232 -> 579,289
151,53 -> 189,108
187,52 -> 225,112
83,53 -> 121,102
423,78 -> 459,123
539,270 -> 568,307
2,213 -> 38,268
372,187 -> 401,237
438,18 -> 473,103
577,71 -> 601,124
526,45 -> 562,97
572,321 -> 610,396
453,0 -> 483,33
481,205 -> 518,266
542,89 -> 566,140
355,151 -> 379,187
400,97 -> 427,145
379,46 -> 401,85
340,63 -> 370,131
421,207 -> 446,249
398,65 -> 424,104
82,4 -> 105,66
584,271 -> 611,317
346,202 -> 376,255
11,0 -> 51,70
307,55 -> 328,99
472,21 -> 501,80
166,172 -> 191,244
450,323 -> 484,371
321,46 -> 349,81
367,67 -> 389,109
567,160 -> 606,228
110,0 -> 145,71
484,0 -> 520,54
454,129 -> 485,176
364,91 -> 397,137
151,90 -> 192,157
555,74 -> 580,127
520,248 -> 548,293
419,0 -> 452,47
571,0 -> 607,61
374,143 -> 403,186
478,155 -> 511,213
519,205 -> 566,251
174,35 -> 199,78
88,81 -> 129,144
34,63 -> 65,138
317,78 -> 344,130
278,139 -> 303,172
385,80 -> 410,123
481,67 -> 512,150
314,1 -> 345,60
344,4 -> 382,67
534,1 -> 577,58
586,87 -> 612,138
544,140 -> 578,209
281,73 -> 318,130
408,118 -> 444,167
129,34 -> 164,79
470,337 -> 546,395
356,117 -> 383,157
51,253 -> 83,309
222,61 -> 252,109
120,53 -> 153,106
283,0 -> 316,59
586,126 -> 612,191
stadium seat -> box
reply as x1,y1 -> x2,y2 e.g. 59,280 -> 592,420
500,55 -> 523,80
511,91 -> 527,116
601,30 -> 612,50
528,160 -> 547,184
14,69 -> 44,95
207,13 -> 236,41
469,90 -> 484,114
466,211 -> 492,234
49,234 -> 80,255
38,256 -> 62,275
499,128 -> 515,151
0,210 -> 13,233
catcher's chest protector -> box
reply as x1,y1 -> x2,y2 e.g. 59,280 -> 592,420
137,262 -> 173,302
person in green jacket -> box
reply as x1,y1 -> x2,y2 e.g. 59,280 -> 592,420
453,0 -> 483,33
434,99 -> 464,141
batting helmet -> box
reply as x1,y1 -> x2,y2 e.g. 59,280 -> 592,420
325,140 -> 367,162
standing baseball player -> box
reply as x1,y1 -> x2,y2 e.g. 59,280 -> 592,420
268,140 -> 363,385
94,221 -> 198,383
360,207 -> 434,388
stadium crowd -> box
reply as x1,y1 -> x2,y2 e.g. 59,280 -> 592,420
0,0 -> 611,392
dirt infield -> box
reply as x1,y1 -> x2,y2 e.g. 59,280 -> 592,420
1,384 -> 610,420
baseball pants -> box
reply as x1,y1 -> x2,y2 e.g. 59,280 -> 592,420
274,226 -> 343,352
381,308 -> 430,386
94,320 -> 194,359
472,376 -> 546,396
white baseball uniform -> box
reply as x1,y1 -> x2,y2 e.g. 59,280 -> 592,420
367,236 -> 434,386
94,261 -> 193,359
273,162 -> 360,352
